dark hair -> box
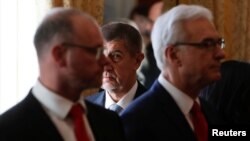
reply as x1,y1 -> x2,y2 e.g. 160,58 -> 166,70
101,22 -> 142,56
129,4 -> 150,19
200,60 -> 250,124
33,8 -> 81,58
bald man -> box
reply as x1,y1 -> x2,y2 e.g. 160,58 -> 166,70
0,8 -> 125,141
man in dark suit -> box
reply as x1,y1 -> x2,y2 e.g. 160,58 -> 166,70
86,22 -> 147,114
0,8 -> 125,141
121,4 -> 226,141
200,60 -> 250,124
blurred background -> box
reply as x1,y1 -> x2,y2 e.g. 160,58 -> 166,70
0,0 -> 250,113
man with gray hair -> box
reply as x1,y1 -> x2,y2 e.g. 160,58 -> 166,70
121,4 -> 225,141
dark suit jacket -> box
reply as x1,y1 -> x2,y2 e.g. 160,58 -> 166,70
0,91 -> 126,141
120,81 -> 222,141
86,81 -> 147,107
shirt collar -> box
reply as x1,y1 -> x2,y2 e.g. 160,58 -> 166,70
32,80 -> 87,119
105,81 -> 138,109
158,74 -> 199,115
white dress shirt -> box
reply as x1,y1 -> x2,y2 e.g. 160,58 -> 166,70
105,81 -> 138,110
32,80 -> 95,141
158,74 -> 200,131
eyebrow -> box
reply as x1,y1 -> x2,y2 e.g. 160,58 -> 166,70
105,49 -> 124,54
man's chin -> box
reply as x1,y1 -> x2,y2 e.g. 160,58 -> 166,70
209,73 -> 221,83
102,83 -> 116,91
215,72 -> 222,80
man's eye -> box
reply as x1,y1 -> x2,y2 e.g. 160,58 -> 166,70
110,52 -> 122,62
113,54 -> 120,58
202,39 -> 216,47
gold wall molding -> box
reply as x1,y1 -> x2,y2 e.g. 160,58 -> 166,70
51,0 -> 103,24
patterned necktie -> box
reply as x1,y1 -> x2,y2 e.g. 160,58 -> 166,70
191,101 -> 208,141
109,103 -> 123,114
68,103 -> 90,141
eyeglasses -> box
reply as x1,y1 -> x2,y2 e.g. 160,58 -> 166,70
62,42 -> 104,60
173,38 -> 225,49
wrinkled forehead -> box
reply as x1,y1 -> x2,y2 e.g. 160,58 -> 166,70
183,18 -> 219,41
104,39 -> 127,51
104,39 -> 137,56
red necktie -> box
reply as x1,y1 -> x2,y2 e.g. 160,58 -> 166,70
68,103 -> 90,141
191,101 -> 208,141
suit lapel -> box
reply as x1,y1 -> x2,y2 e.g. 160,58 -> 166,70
151,81 -> 196,140
85,100 -> 108,141
24,92 -> 64,140
93,91 -> 106,106
85,101 -> 99,140
133,81 -> 147,99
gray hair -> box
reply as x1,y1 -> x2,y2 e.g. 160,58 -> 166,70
151,4 -> 213,70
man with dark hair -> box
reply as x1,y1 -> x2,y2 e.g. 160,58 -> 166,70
0,8 -> 125,141
86,22 -> 147,114
200,60 -> 250,124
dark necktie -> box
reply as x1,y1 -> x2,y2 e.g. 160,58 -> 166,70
68,103 -> 90,141
109,103 -> 123,114
191,101 -> 208,141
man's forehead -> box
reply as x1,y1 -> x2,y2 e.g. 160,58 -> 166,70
104,40 -> 131,53
183,18 -> 218,40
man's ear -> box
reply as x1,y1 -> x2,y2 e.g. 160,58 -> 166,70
165,45 -> 182,66
134,52 -> 144,70
52,45 -> 67,67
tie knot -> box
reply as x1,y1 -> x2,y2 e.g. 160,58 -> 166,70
69,103 -> 84,119
109,104 -> 123,114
